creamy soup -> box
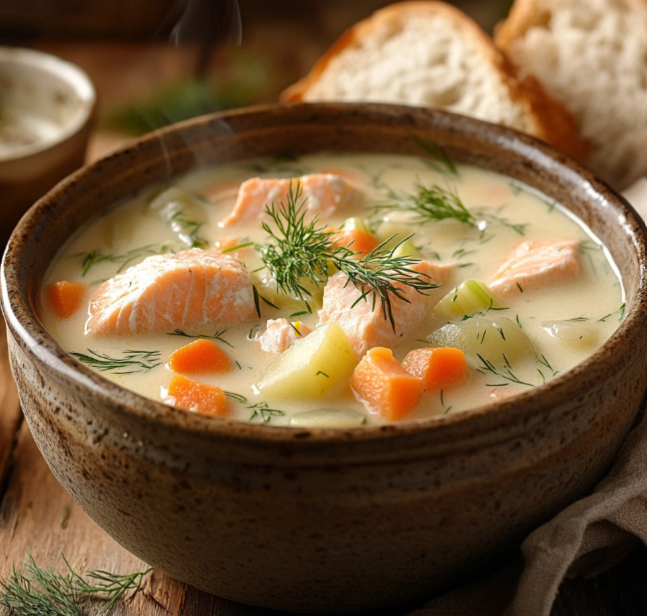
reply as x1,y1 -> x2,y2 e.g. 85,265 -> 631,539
41,153 -> 624,427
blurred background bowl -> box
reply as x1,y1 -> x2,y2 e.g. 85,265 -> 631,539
0,47 -> 96,243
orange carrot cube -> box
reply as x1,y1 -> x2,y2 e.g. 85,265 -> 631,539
330,228 -> 379,257
168,338 -> 231,374
164,374 -> 228,417
350,347 -> 421,421
46,281 -> 86,319
402,347 -> 467,391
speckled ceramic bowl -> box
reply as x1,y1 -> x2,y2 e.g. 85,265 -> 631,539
3,104 -> 647,612
0,47 -> 96,243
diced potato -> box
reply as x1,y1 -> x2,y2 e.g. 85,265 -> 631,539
289,408 -> 366,428
435,279 -> 499,319
256,322 -> 358,398
427,315 -> 536,365
374,221 -> 421,258
541,320 -> 600,348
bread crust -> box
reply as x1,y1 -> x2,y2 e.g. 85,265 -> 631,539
281,1 -> 588,159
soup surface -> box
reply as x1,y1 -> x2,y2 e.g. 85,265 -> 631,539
41,152 -> 624,427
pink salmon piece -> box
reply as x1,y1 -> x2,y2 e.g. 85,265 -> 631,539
258,318 -> 312,354
86,249 -> 257,335
318,261 -> 451,357
489,239 -> 580,296
222,174 -> 360,227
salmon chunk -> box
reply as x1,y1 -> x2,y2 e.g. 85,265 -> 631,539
489,239 -> 580,296
86,249 -> 257,335
222,174 -> 360,226
258,318 -> 312,354
318,261 -> 450,357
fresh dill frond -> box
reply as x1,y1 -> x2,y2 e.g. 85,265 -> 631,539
0,553 -> 151,616
76,243 -> 173,277
476,353 -> 534,387
256,183 -> 439,331
167,328 -> 234,348
70,349 -> 162,374
225,391 -> 248,403
371,182 -> 474,227
248,401 -> 286,424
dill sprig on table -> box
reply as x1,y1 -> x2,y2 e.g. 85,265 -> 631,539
70,349 -> 162,374
255,183 -> 439,331
0,553 -> 151,616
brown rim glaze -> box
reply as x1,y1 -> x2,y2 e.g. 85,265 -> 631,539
3,103 -> 646,463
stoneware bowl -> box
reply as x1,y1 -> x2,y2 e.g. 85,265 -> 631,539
3,104 -> 647,612
0,46 -> 96,243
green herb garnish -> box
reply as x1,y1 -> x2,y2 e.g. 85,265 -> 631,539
168,328 -> 234,348
76,244 -> 173,277
248,401 -> 286,424
70,349 -> 162,374
256,183 -> 439,331
0,553 -> 151,615
476,353 -> 534,387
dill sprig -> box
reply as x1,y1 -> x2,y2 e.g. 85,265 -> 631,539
414,138 -> 459,177
70,349 -> 162,374
248,401 -> 286,423
0,553 -> 151,615
476,353 -> 534,388
256,183 -> 439,331
371,182 -> 474,226
168,209 -> 208,249
76,244 -> 172,277
168,328 -> 233,348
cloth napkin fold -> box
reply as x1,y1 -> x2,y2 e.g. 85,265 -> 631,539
408,178 -> 647,616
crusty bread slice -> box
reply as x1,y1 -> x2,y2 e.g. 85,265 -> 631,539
497,0 -> 647,189
281,1 -> 587,159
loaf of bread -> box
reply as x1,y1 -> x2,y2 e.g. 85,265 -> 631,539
282,1 -> 587,159
497,0 -> 647,189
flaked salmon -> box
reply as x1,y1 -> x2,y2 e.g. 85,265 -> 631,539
86,249 -> 257,335
258,318 -> 312,354
221,174 -> 360,227
318,261 -> 451,357
489,239 -> 580,295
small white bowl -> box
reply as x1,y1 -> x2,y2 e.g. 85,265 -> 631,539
0,47 -> 96,240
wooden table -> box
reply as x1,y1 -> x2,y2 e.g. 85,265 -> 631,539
2,42 -> 647,616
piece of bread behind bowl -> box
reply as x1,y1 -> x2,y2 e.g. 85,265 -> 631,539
497,0 -> 647,189
281,1 -> 587,159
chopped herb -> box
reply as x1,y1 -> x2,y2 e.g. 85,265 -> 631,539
565,316 -> 589,322
60,505 -> 71,530
515,314 -> 523,328
169,209 -> 208,248
256,183 -> 439,331
516,282 -> 524,293
235,360 -> 242,370
476,354 -> 534,387
508,182 -> 522,196
475,210 -> 528,236
224,391 -> 248,403
619,303 -> 626,321
167,328 -> 233,348
538,354 -> 558,376
247,324 -> 260,340
248,401 -> 286,423
75,243 -> 173,277
315,371 -> 329,378
0,553 -> 151,615
70,349 -> 161,374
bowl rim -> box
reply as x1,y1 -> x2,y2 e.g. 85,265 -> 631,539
0,46 -> 96,162
3,102 -> 647,448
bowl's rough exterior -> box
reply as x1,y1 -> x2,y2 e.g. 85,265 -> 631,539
0,47 -> 96,243
3,104 -> 647,612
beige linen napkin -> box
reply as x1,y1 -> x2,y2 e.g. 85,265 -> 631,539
409,178 -> 647,616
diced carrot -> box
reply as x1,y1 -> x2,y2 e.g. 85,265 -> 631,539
164,374 -> 228,417
402,347 -> 467,391
46,281 -> 86,319
168,339 -> 231,374
350,347 -> 421,421
330,228 -> 379,257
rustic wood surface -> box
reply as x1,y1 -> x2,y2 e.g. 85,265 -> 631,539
1,40 -> 647,616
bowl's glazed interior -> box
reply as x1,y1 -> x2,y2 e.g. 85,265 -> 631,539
3,104 -> 647,612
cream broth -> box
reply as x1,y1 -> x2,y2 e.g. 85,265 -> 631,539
41,153 -> 624,426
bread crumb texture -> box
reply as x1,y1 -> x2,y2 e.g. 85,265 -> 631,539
498,0 -> 647,189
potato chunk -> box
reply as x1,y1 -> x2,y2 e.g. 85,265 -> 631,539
256,322 -> 358,398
